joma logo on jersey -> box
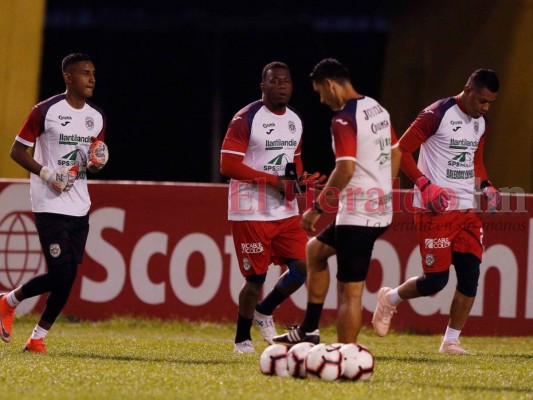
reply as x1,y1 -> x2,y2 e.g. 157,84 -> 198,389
263,153 -> 291,171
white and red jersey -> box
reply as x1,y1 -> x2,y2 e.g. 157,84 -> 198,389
221,100 -> 303,221
16,93 -> 106,216
332,97 -> 398,227
408,97 -> 487,210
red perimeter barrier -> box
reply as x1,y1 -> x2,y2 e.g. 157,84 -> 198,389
0,179 -> 531,336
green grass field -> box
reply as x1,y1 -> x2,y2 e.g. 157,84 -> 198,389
0,316 -> 531,400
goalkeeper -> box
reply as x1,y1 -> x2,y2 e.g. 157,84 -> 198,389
220,61 -> 325,354
2,53 -> 109,353
372,69 -> 502,354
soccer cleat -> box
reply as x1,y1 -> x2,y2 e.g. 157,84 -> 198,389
0,293 -> 16,343
439,338 -> 468,355
253,310 -> 278,345
372,287 -> 397,337
272,327 -> 320,346
234,340 -> 255,354
24,338 -> 47,353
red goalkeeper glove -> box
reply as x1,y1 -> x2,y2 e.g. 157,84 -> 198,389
298,171 -> 327,191
40,165 -> 79,193
481,181 -> 501,214
87,137 -> 109,170
415,176 -> 450,212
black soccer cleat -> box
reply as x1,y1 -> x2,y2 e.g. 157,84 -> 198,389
272,327 -> 320,346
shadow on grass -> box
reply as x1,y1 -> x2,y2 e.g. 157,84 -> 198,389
376,355 -> 443,363
412,381 -> 533,395
53,351 -> 244,365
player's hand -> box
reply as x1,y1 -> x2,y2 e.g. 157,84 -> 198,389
40,165 -> 79,193
482,185 -> 501,214
87,136 -> 109,170
301,207 -> 322,234
298,171 -> 327,191
415,176 -> 450,212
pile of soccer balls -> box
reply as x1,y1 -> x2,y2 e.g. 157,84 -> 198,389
259,342 -> 374,381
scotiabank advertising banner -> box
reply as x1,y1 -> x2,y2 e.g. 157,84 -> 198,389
0,179 -> 532,336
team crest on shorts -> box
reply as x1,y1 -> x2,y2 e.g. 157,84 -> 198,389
243,258 -> 252,271
49,243 -> 61,258
425,254 -> 435,267
85,116 -> 94,131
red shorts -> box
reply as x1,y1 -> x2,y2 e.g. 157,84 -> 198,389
414,209 -> 483,273
230,215 -> 307,276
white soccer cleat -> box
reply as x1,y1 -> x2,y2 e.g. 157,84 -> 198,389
234,340 -> 255,354
372,287 -> 397,337
253,310 -> 278,345
439,338 -> 468,355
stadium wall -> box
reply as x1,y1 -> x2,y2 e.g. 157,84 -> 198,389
0,180 -> 532,336
0,0 -> 45,178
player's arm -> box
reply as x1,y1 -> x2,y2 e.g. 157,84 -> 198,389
220,152 -> 278,187
11,139 -> 78,193
301,114 -> 355,233
10,140 -> 42,176
474,129 -> 501,213
220,114 -> 287,191
390,125 -> 401,179
399,110 -> 449,211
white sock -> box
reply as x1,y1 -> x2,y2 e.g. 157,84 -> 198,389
30,325 -> 49,340
388,288 -> 403,306
443,326 -> 461,342
6,291 -> 21,307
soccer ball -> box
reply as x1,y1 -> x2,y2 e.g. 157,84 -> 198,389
305,343 -> 343,381
287,342 -> 315,378
259,344 -> 289,377
339,343 -> 374,381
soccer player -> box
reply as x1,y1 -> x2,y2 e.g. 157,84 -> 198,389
273,58 -> 401,345
220,61 -> 323,353
372,69 -> 502,354
1,53 -> 109,353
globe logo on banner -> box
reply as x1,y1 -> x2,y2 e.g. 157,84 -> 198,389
0,212 -> 44,289
0,184 -> 45,315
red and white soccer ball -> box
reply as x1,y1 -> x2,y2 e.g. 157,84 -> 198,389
339,343 -> 374,381
305,343 -> 343,381
287,342 -> 315,378
259,344 -> 289,377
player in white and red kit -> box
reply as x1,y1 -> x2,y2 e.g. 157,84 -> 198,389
0,53 -> 109,353
372,69 -> 502,354
274,58 -> 401,346
221,61 -> 324,353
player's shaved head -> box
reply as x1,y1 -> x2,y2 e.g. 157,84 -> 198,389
62,53 -> 93,73
309,58 -> 351,84
262,61 -> 290,81
467,69 -> 499,93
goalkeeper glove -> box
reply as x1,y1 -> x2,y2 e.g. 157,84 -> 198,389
40,165 -> 79,193
481,181 -> 501,214
415,175 -> 450,212
87,137 -> 109,170
298,171 -> 327,191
